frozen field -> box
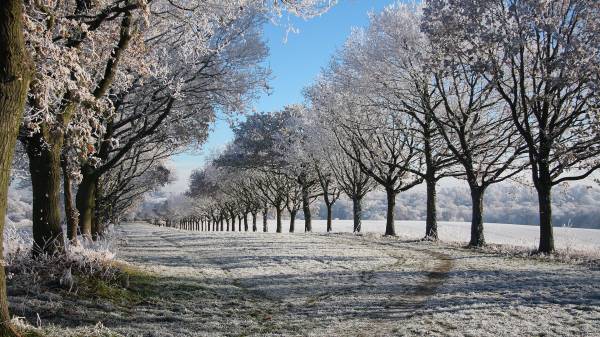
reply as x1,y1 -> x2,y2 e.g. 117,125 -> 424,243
9,222 -> 597,336
262,219 -> 600,254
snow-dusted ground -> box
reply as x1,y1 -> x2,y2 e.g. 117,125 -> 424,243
114,223 -> 600,335
263,219 -> 600,254
9,222 -> 600,336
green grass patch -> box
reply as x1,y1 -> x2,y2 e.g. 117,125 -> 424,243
74,262 -> 161,307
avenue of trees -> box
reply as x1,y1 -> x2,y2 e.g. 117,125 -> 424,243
177,0 -> 600,257
1,0 -> 599,335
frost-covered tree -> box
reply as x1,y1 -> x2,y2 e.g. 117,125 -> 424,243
74,5 -> 269,240
314,164 -> 341,232
423,0 -> 600,252
19,0 -> 153,253
430,60 -> 528,247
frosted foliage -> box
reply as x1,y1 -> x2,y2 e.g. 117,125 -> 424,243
422,0 -> 600,180
21,0 -> 335,180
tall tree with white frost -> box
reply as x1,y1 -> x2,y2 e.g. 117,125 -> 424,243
431,60 -> 528,247
20,0 -> 145,252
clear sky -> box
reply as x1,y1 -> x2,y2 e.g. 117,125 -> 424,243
164,0 -> 396,193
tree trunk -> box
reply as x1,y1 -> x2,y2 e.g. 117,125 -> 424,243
226,218 -> 230,231
384,187 -> 396,236
537,176 -> 554,253
238,215 -> 242,231
91,179 -> 102,240
243,213 -> 248,232
263,208 -> 268,232
276,208 -> 282,233
76,167 -> 96,241
289,210 -> 297,233
326,204 -> 333,232
61,157 -> 79,244
251,212 -> 257,232
302,187 -> 312,232
352,196 -> 362,233
25,134 -> 65,255
468,186 -> 485,247
0,1 -> 30,333
230,213 -> 236,232
424,176 -> 438,241
220,217 -> 224,231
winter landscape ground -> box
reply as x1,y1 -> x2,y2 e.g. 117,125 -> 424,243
8,221 -> 600,336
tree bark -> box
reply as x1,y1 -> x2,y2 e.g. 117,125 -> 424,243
468,186 -> 485,247
289,210 -> 297,233
61,156 -> 79,244
352,196 -> 362,233
76,166 -> 96,241
276,208 -> 282,233
238,215 -> 242,231
25,134 -> 65,255
263,208 -> 268,232
243,213 -> 248,232
0,1 -> 31,333
226,218 -> 230,231
251,212 -> 257,232
326,204 -> 332,232
302,187 -> 311,232
384,187 -> 396,236
424,176 -> 438,241
230,213 -> 236,232
537,176 -> 554,253
91,178 -> 102,239
220,217 -> 224,231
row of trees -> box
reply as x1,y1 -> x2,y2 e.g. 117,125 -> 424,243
183,1 -> 600,257
181,105 -> 376,236
0,0 -> 334,335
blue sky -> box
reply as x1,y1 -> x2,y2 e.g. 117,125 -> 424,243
165,0 -> 396,193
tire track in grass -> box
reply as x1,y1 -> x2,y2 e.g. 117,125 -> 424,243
298,235 -> 452,316
336,234 -> 453,302
313,235 -> 454,336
